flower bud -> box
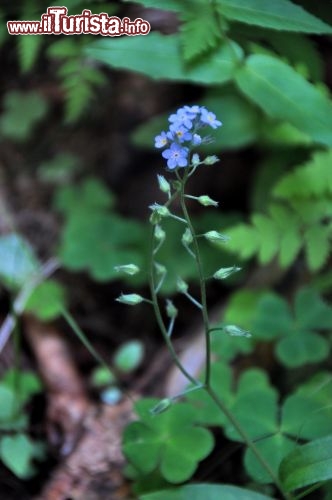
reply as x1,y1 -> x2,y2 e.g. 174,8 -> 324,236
154,262 -> 166,275
149,203 -> 170,218
116,293 -> 144,306
204,230 -> 230,243
204,155 -> 219,165
166,299 -> 178,319
224,325 -> 251,338
197,195 -> 218,207
150,398 -> 172,415
157,175 -> 171,196
213,266 -> 241,280
114,264 -> 140,276
182,227 -> 193,245
192,153 -> 200,167
176,277 -> 188,294
192,134 -> 202,146
154,224 -> 166,241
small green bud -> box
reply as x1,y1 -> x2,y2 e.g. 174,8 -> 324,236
114,264 -> 140,276
149,203 -> 170,218
204,155 -> 219,165
150,398 -> 172,415
176,277 -> 188,294
157,175 -> 171,196
166,299 -> 178,319
154,262 -> 166,275
204,230 -> 230,243
116,293 -> 144,306
182,227 -> 193,245
154,224 -> 166,241
213,265 -> 241,280
192,153 -> 200,166
224,325 -> 251,338
197,195 -> 219,207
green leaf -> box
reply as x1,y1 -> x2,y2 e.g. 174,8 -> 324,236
266,32 -> 323,82
140,483 -> 275,500
85,33 -> 243,84
276,333 -> 329,368
113,341 -> 144,373
235,54 -> 332,147
304,225 -> 331,271
252,214 -> 279,263
0,233 -> 40,290
180,2 -> 222,62
38,152 -> 80,184
273,150 -> 332,199
1,369 -> 42,406
58,211 -> 144,281
294,287 -> 332,330
282,393 -> 332,441
245,433 -> 296,484
25,280 -> 67,320
224,389 -> 278,442
18,35 -> 43,73
0,91 -> 48,141
279,435 -> 332,492
0,433 -> 36,478
252,293 -> 293,340
0,385 -> 18,421
123,399 -> 214,483
216,0 -> 332,33
54,177 -> 114,213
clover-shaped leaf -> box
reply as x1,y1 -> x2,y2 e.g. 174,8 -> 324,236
282,372 -> 332,441
276,332 -> 329,367
253,287 -> 332,367
244,433 -> 296,484
123,399 -> 214,483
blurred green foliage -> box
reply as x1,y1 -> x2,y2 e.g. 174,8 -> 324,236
0,0 -> 331,497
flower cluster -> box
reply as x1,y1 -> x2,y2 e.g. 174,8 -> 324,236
155,105 -> 222,170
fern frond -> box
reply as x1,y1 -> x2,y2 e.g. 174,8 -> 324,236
179,1 -> 222,62
224,201 -> 331,271
17,35 -> 43,73
273,149 -> 332,199
304,225 -> 331,271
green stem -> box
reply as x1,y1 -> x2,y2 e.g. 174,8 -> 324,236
179,171 -> 211,386
149,227 -> 199,387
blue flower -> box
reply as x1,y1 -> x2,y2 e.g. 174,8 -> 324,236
200,109 -> 222,129
162,143 -> 189,169
169,109 -> 193,129
192,133 -> 202,145
169,123 -> 192,143
154,104 -> 222,169
183,105 -> 202,117
155,131 -> 169,148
